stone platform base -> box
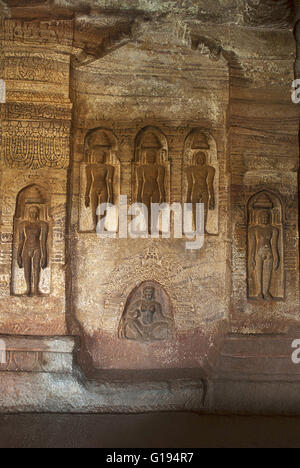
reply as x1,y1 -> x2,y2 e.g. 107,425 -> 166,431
1,334 -> 300,415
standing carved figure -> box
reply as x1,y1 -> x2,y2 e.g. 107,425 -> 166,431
17,206 -> 49,297
85,148 -> 115,230
136,149 -> 166,233
248,210 -> 280,300
185,151 -> 215,233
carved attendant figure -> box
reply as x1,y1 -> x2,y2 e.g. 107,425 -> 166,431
186,151 -> 215,233
85,149 -> 115,230
123,286 -> 170,341
136,149 -> 166,233
249,210 -> 280,300
17,206 -> 49,297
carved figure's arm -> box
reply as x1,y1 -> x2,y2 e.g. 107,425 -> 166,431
158,166 -> 166,203
271,227 -> 280,271
41,222 -> 49,269
106,166 -> 115,204
17,223 -> 25,268
85,166 -> 93,207
249,227 -> 257,270
186,168 -> 193,204
207,166 -> 216,210
137,166 -> 144,203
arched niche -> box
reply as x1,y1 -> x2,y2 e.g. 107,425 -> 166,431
134,126 -> 169,164
80,127 -> 120,232
14,184 -> 50,221
247,190 -> 284,301
183,128 -> 219,235
119,281 -> 174,342
11,184 -> 51,296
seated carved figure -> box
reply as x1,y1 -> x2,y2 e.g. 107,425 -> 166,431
249,209 -> 280,300
17,206 -> 49,297
123,286 -> 171,341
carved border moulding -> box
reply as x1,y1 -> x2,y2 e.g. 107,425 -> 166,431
79,127 -> 121,232
183,129 -> 219,235
3,102 -> 72,121
5,54 -> 70,84
3,120 -> 70,169
11,184 -> 52,297
119,281 -> 175,342
247,190 -> 285,301
4,19 -> 74,46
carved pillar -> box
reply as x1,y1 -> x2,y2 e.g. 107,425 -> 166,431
0,18 -> 73,335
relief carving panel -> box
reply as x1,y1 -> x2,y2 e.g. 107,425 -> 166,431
11,184 -> 51,297
132,126 -> 170,233
247,191 -> 285,301
119,281 -> 174,342
183,129 -> 219,235
2,120 -> 70,169
80,127 -> 120,232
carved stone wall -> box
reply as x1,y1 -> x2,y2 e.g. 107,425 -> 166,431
0,18 -> 72,335
70,31 -> 230,370
0,0 -> 299,416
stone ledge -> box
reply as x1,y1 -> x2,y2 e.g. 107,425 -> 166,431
0,335 -> 75,373
0,371 -> 206,413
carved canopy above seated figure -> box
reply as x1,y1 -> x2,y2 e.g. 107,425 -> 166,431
247,190 -> 285,301
119,282 -> 174,342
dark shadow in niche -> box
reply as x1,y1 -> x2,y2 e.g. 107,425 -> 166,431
119,281 -> 174,342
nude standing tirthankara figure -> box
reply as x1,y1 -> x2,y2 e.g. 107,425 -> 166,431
85,148 -> 115,230
248,209 -> 280,301
17,206 -> 49,297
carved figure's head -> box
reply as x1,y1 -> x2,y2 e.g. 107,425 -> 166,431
91,148 -> 107,164
143,286 -> 155,301
258,209 -> 271,226
195,151 -> 206,166
28,206 -> 40,221
144,149 -> 157,165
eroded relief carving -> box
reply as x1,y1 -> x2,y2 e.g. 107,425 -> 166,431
17,207 -> 49,297
133,126 -> 170,233
247,191 -> 284,301
119,282 -> 174,342
80,128 -> 120,232
3,120 -> 70,169
183,129 -> 219,235
12,185 -> 51,297
5,54 -> 68,83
